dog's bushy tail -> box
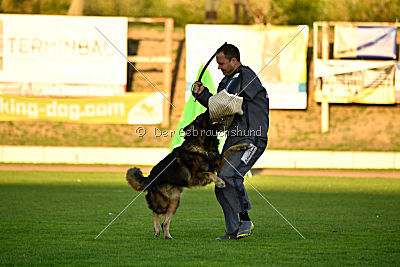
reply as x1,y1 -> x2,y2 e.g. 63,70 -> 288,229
126,167 -> 150,191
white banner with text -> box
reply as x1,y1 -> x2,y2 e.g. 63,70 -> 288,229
0,14 -> 127,96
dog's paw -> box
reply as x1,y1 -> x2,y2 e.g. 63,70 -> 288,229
238,143 -> 252,150
164,235 -> 174,240
215,179 -> 226,188
154,228 -> 161,237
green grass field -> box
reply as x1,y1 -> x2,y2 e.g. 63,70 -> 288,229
0,170 -> 399,265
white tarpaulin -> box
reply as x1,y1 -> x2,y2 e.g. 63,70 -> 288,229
334,25 -> 397,59
0,14 -> 127,96
186,24 -> 309,109
314,59 -> 396,104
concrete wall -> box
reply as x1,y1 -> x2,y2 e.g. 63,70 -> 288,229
1,146 -> 399,169
255,150 -> 400,169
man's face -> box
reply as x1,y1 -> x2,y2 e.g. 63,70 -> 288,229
216,52 -> 236,76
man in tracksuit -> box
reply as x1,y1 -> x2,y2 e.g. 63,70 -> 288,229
193,43 -> 269,239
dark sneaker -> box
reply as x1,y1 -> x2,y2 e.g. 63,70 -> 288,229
215,233 -> 237,240
236,221 -> 254,239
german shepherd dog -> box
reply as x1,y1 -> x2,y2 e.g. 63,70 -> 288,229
126,111 -> 249,239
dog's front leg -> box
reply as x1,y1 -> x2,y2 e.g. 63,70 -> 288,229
153,212 -> 161,237
217,143 -> 251,173
201,172 -> 226,188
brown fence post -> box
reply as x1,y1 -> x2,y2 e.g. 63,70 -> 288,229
127,17 -> 174,128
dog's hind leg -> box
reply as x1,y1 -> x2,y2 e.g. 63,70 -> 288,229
153,212 -> 161,237
161,197 -> 180,240
160,213 -> 166,234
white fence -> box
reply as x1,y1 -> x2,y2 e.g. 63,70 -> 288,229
1,146 -> 399,169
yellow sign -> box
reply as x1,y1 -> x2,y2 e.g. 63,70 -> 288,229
0,93 -> 163,124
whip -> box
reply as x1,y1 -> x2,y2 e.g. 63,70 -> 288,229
193,42 -> 227,101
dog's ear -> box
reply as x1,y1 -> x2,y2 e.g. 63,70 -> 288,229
199,111 -> 211,128
182,123 -> 191,133
183,111 -> 210,134
182,117 -> 197,135
199,110 -> 210,125
204,109 -> 210,120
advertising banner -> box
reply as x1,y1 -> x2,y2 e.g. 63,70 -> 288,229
0,14 -> 127,96
186,25 -> 309,109
314,59 -> 396,104
334,25 -> 397,59
0,93 -> 163,124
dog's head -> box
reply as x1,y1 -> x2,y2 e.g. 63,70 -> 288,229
183,111 -> 209,136
182,110 -> 222,140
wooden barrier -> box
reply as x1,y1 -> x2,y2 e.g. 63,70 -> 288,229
313,21 -> 400,133
126,17 -> 174,128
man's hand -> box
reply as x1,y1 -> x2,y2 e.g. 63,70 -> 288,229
192,81 -> 205,95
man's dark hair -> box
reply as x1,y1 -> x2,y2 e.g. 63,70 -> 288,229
216,43 -> 240,62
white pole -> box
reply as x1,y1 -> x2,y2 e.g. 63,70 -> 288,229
321,100 -> 329,133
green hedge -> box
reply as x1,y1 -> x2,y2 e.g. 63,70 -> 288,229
1,0 -> 399,26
